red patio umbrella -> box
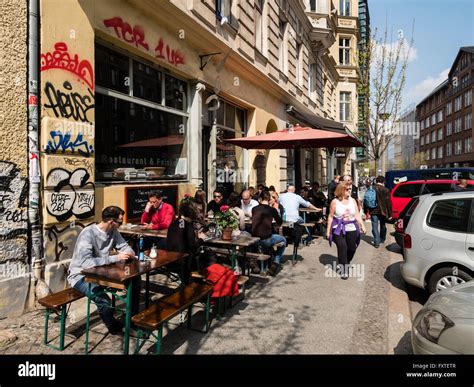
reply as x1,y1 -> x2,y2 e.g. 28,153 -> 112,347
224,125 -> 364,149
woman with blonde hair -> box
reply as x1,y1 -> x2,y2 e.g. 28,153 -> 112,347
326,182 -> 366,279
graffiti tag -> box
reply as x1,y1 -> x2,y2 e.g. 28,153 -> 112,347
40,42 -> 94,90
44,130 -> 94,157
44,81 -> 94,124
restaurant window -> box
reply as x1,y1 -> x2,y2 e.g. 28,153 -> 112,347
286,149 -> 295,186
95,42 -> 189,181
339,38 -> 351,65
213,97 -> 247,194
340,91 -> 351,122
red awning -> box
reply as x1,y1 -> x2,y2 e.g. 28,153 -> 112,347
118,135 -> 184,148
224,125 -> 364,149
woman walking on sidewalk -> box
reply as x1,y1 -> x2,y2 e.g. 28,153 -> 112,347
327,182 -> 366,279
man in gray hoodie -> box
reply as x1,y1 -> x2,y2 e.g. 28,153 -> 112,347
67,206 -> 140,335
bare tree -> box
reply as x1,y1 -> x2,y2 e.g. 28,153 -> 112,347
359,21 -> 415,173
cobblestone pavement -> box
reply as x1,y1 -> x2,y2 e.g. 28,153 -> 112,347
0,223 -> 411,355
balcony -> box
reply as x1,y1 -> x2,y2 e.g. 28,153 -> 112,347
306,3 -> 337,53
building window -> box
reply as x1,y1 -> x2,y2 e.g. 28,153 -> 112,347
465,90 -> 472,106
466,138 -> 472,153
437,146 -> 443,159
425,134 -> 429,145
95,43 -> 189,181
431,131 -> 436,143
455,117 -> 462,133
455,139 -> 462,155
437,128 -> 443,141
339,38 -> 351,65
339,91 -> 351,121
426,150 -> 430,161
420,136 -> 425,146
431,113 -> 436,126
446,101 -> 452,116
420,120 -> 425,130
279,20 -> 288,74
446,142 -> 452,157
446,121 -> 452,136
465,113 -> 472,130
305,150 -> 314,182
309,0 -> 317,11
255,0 -> 267,54
425,117 -> 430,128
431,147 -> 436,160
216,0 -> 232,23
339,0 -> 351,16
296,43 -> 304,86
437,110 -> 443,123
308,62 -> 317,100
454,96 -> 462,112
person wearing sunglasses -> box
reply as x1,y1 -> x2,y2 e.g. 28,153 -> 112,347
141,190 -> 175,230
207,189 -> 226,214
67,206 -> 141,336
327,183 -> 366,279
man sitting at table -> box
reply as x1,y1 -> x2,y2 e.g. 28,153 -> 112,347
141,190 -> 175,230
207,189 -> 226,214
279,185 -> 322,223
251,191 -> 286,276
241,189 -> 259,218
67,206 -> 141,336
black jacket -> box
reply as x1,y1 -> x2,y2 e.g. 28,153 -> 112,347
369,184 -> 392,218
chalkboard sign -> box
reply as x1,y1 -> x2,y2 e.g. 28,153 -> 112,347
125,185 -> 178,222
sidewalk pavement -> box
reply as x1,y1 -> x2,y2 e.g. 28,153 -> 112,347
0,223 -> 411,355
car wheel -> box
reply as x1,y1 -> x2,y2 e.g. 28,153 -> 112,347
428,267 -> 473,294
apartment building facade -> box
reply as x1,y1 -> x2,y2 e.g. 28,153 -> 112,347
417,47 -> 474,168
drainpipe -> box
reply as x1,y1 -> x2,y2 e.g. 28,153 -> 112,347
28,0 -> 48,301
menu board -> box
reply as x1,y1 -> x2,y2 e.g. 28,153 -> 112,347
125,185 -> 178,222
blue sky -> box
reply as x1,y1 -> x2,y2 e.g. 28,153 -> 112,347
370,0 -> 474,110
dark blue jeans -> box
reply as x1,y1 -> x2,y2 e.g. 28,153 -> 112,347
73,277 -> 141,331
371,214 -> 387,246
258,234 -> 286,264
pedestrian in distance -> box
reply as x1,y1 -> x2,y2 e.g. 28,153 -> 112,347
364,175 -> 392,248
327,183 -> 366,279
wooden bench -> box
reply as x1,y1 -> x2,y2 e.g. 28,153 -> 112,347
38,288 -> 85,351
245,251 -> 271,274
131,283 -> 213,354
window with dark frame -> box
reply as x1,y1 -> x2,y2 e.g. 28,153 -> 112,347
95,42 -> 189,181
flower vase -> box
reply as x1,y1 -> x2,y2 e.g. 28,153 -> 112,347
221,228 -> 233,241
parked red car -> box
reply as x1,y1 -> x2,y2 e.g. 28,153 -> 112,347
390,179 -> 474,219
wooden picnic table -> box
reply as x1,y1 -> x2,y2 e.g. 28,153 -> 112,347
119,225 -> 168,239
81,250 -> 188,355
203,234 -> 260,269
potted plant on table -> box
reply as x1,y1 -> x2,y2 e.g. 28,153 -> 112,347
215,205 -> 238,240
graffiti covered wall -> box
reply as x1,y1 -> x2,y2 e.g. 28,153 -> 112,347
0,0 -> 29,317
40,0 -> 96,292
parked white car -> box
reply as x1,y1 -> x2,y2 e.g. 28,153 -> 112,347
412,281 -> 474,354
401,191 -> 474,294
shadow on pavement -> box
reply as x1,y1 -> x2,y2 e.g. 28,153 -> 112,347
393,330 -> 413,354
319,254 -> 338,267
384,262 -> 429,305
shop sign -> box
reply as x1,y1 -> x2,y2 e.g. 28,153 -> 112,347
335,151 -> 347,158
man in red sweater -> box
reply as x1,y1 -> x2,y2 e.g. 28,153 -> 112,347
141,190 -> 175,230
